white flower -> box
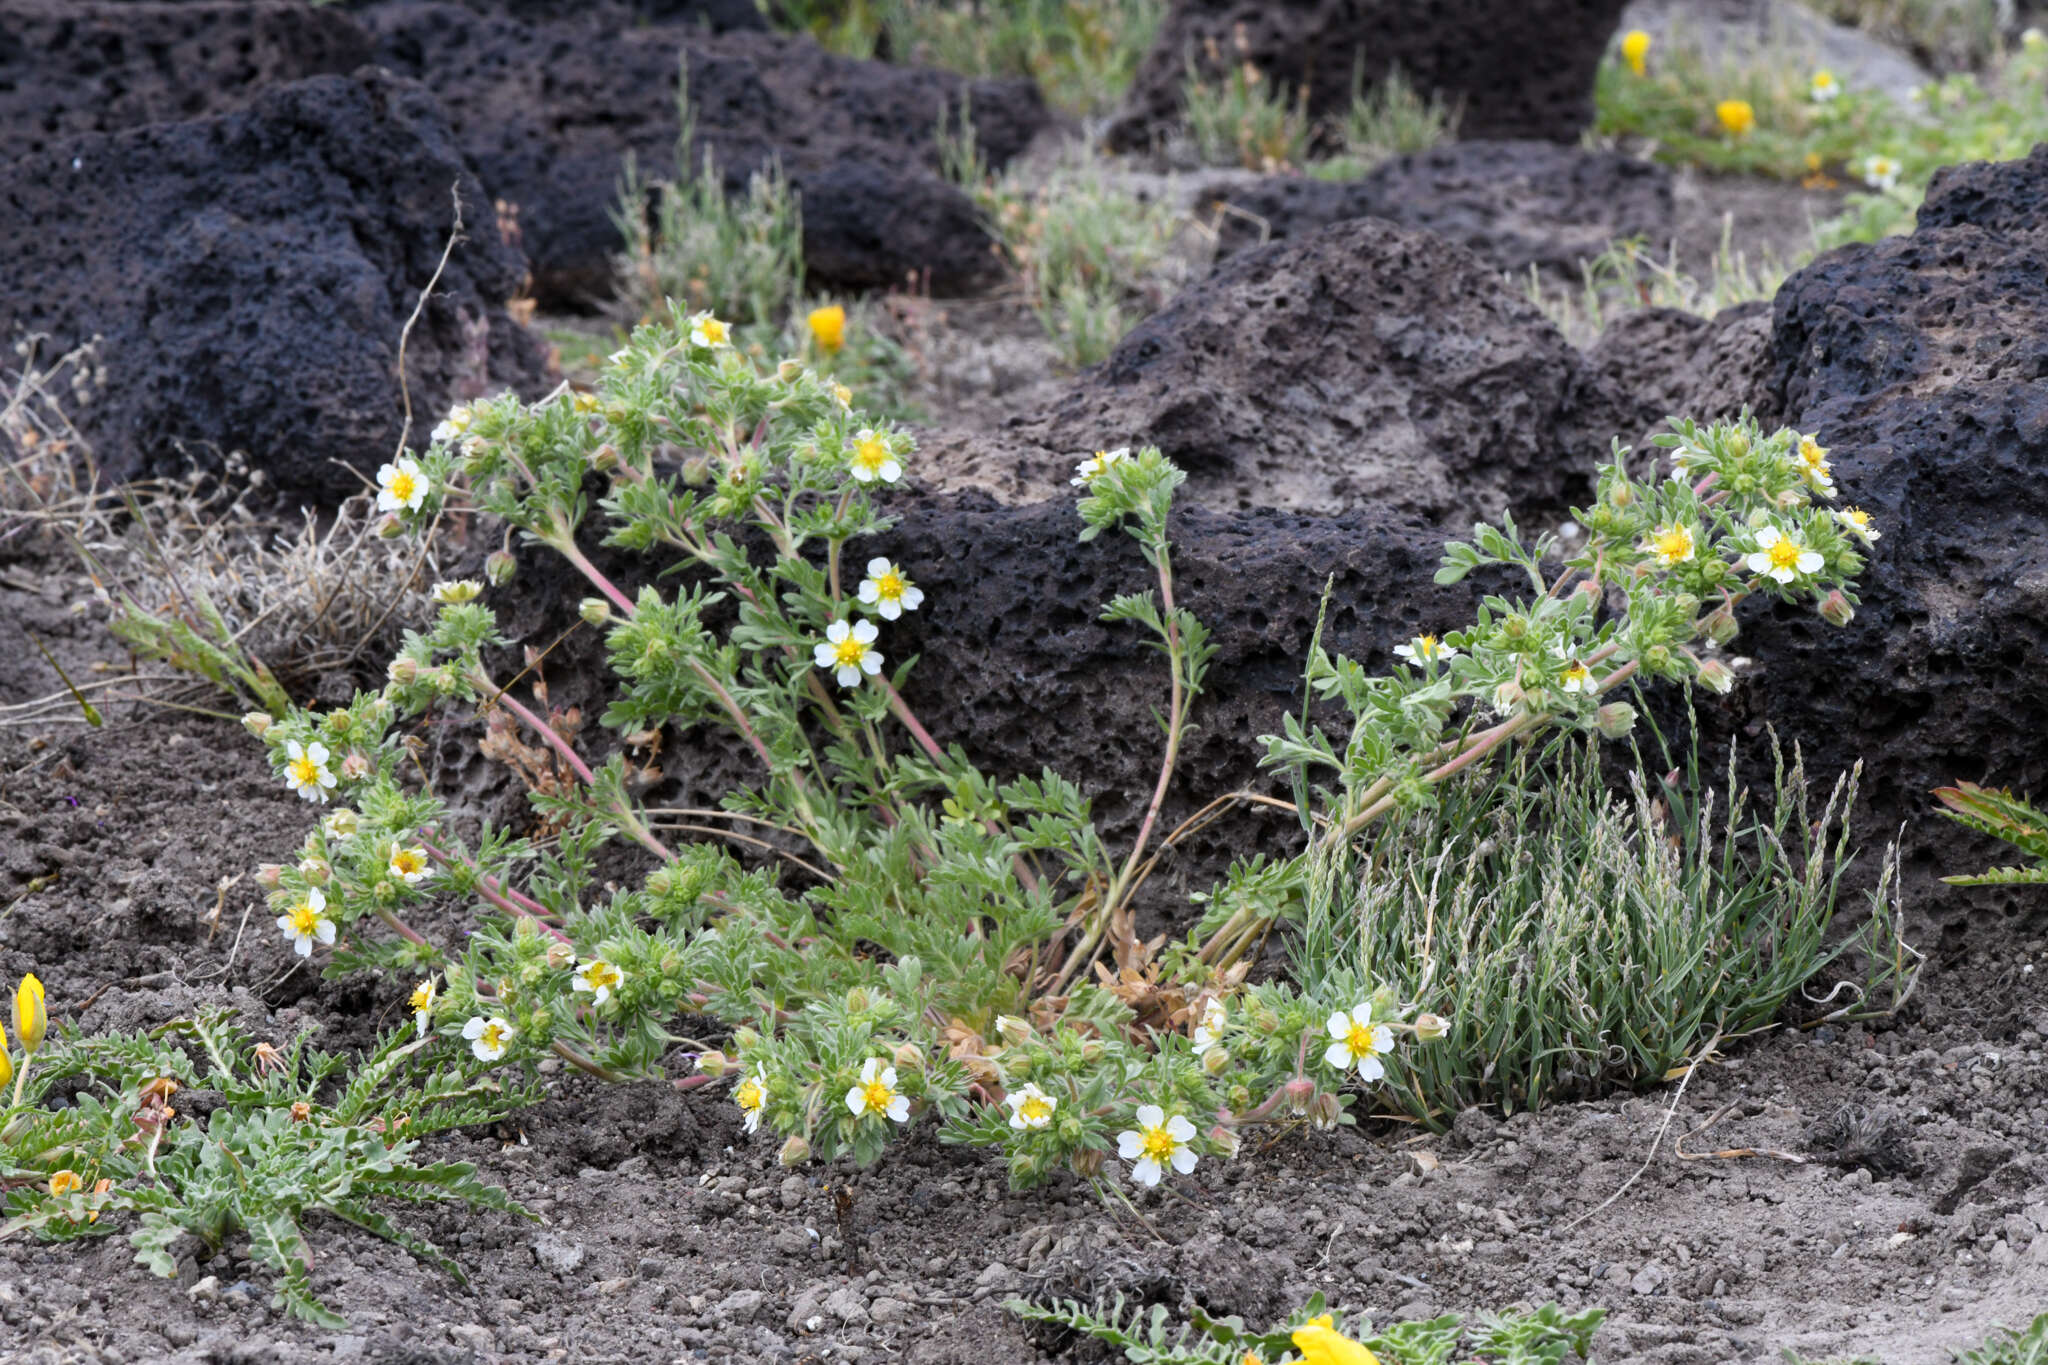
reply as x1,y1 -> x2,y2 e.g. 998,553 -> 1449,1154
857,558 -> 925,621
832,382 -> 853,409
431,579 -> 483,605
571,957 -> 625,1007
388,845 -> 430,885
1116,1104 -> 1198,1186
1070,447 -> 1128,486
813,619 -> 883,688
1834,506 -> 1880,543
1559,659 -> 1595,694
409,978 -> 437,1037
283,740 -> 336,803
463,1015 -> 514,1062
1393,634 -> 1458,666
735,1074 -> 767,1133
845,1058 -> 910,1123
1642,523 -> 1697,567
1863,155 -> 1900,191
376,458 -> 429,514
1323,1003 -> 1395,1081
1746,525 -> 1825,584
848,429 -> 902,484
1005,1082 -> 1057,1130
689,311 -> 731,350
1192,997 -> 1227,1056
1810,69 -> 1840,102
275,887 -> 335,958
1794,434 -> 1836,497
430,405 -> 472,445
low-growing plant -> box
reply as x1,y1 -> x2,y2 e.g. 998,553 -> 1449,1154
0,988 -> 529,1326
1010,1290 -> 1605,1365
1953,1312 -> 2048,1365
1309,64 -> 1457,181
1182,52 -> 1311,170
1812,0 -> 2007,72
1521,223 -> 1791,349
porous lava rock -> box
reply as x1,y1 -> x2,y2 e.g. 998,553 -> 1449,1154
0,68 -> 550,505
0,1 -> 374,163
1583,300 -> 1777,445
996,218 -> 1630,523
1731,144 -> 2048,905
360,3 -> 1050,306
1106,0 -> 1633,152
1206,141 -> 1674,280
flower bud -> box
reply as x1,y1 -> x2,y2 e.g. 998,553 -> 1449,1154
323,809 -> 359,839
1701,604 -> 1740,646
1413,1012 -> 1449,1042
289,1100 -> 312,1124
776,358 -> 804,382
1726,430 -> 1750,456
256,863 -> 284,890
695,1049 -> 730,1078
1696,658 -> 1737,694
1309,1093 -> 1343,1130
1280,1075 -> 1318,1115
892,1042 -> 925,1072
1207,1125 -> 1242,1159
778,1135 -> 812,1167
844,987 -> 872,1013
572,391 -> 602,415
387,656 -> 419,687
1818,589 -> 1856,627
1067,1148 -> 1105,1178
1492,681 -> 1525,712
1574,577 -> 1603,605
377,513 -> 406,539
484,550 -> 516,586
993,1015 -> 1033,1047
340,750 -> 371,781
1201,1045 -> 1231,1076
241,711 -> 273,737
297,856 -> 331,887
1594,702 -> 1638,739
1607,481 -> 1634,508
589,443 -> 619,473
579,597 -> 611,627
544,940 -> 575,970
681,456 -> 711,487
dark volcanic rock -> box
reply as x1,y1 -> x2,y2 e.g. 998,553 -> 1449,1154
1584,300 -> 1776,446
362,3 -> 1049,306
0,2 -> 373,162
1107,0 -> 1633,152
1000,218 -> 1630,524
1737,145 -> 2048,905
0,68 -> 550,505
1207,142 -> 1674,280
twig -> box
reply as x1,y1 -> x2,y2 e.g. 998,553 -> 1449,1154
1674,1103 -> 1808,1163
1563,1032 -> 1721,1232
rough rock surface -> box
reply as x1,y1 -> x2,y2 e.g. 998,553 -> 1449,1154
0,1 -> 374,163
362,3 -> 1050,305
992,218 -> 1628,523
1583,300 -> 1777,446
1206,141 -> 1674,280
0,68 -> 550,505
1106,0 -> 1633,152
1734,144 -> 2048,904
1619,0 -> 1933,105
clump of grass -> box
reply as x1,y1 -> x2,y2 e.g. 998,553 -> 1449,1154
1310,65 -> 1458,181
1293,721 -> 1916,1123
1523,220 -> 1793,348
1182,52 -> 1310,170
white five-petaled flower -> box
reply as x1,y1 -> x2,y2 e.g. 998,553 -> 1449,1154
1192,997 -> 1227,1055
1393,634 -> 1458,666
571,957 -> 625,1007
1070,447 -> 1129,486
276,887 -> 335,958
1746,525 -> 1825,584
430,405 -> 473,445
1795,434 -> 1836,497
735,1073 -> 767,1133
1810,69 -> 1839,102
689,311 -> 732,350
389,845 -> 430,885
464,1015 -> 514,1062
1324,1003 -> 1395,1081
431,579 -> 483,605
1005,1082 -> 1057,1131
845,1058 -> 910,1123
1116,1104 -> 1198,1187
1559,659 -> 1596,693
376,458 -> 429,514
848,429 -> 902,484
1834,506 -> 1880,543
814,619 -> 883,688
1643,523 -> 1697,567
1863,155 -> 1900,191
858,558 -> 925,621
283,740 -> 337,803
409,977 -> 437,1037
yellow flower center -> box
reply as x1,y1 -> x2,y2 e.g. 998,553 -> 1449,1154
288,902 -> 321,936
1413,635 -> 1439,658
480,1023 -> 507,1051
833,383 -> 852,406
698,317 -> 729,346
872,571 -> 905,603
1141,1125 -> 1178,1163
737,1078 -> 764,1112
585,962 -> 621,990
388,470 -> 418,503
288,756 -> 321,787
1654,527 -> 1694,561
1345,1022 -> 1376,1057
1844,509 -> 1870,528
833,636 -> 869,669
410,984 -> 434,1012
853,437 -> 889,474
1564,665 -> 1592,687
1768,538 -> 1804,570
1019,1094 -> 1052,1123
861,1080 -> 894,1113
392,849 -> 425,878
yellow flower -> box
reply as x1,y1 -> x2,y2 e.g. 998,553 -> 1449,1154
832,382 -> 853,408
689,311 -> 731,350
389,845 -> 430,885
1716,99 -> 1756,137
1746,525 -> 1825,584
1643,523 -> 1697,566
48,1169 -> 83,1199
1292,1319 -> 1381,1365
1795,434 -> 1836,496
15,973 -> 45,1056
1621,29 -> 1650,76
1560,659 -> 1595,693
571,391 -> 601,414
0,1021 -> 12,1088
409,978 -> 437,1037
808,305 -> 847,355
736,1073 -> 768,1133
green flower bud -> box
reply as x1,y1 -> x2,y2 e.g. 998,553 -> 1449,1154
1595,702 -> 1638,739
1201,1046 -> 1231,1075
484,550 -> 516,586
778,1135 -> 812,1167
1818,590 -> 1855,627
579,598 -> 611,627
242,711 -> 273,737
